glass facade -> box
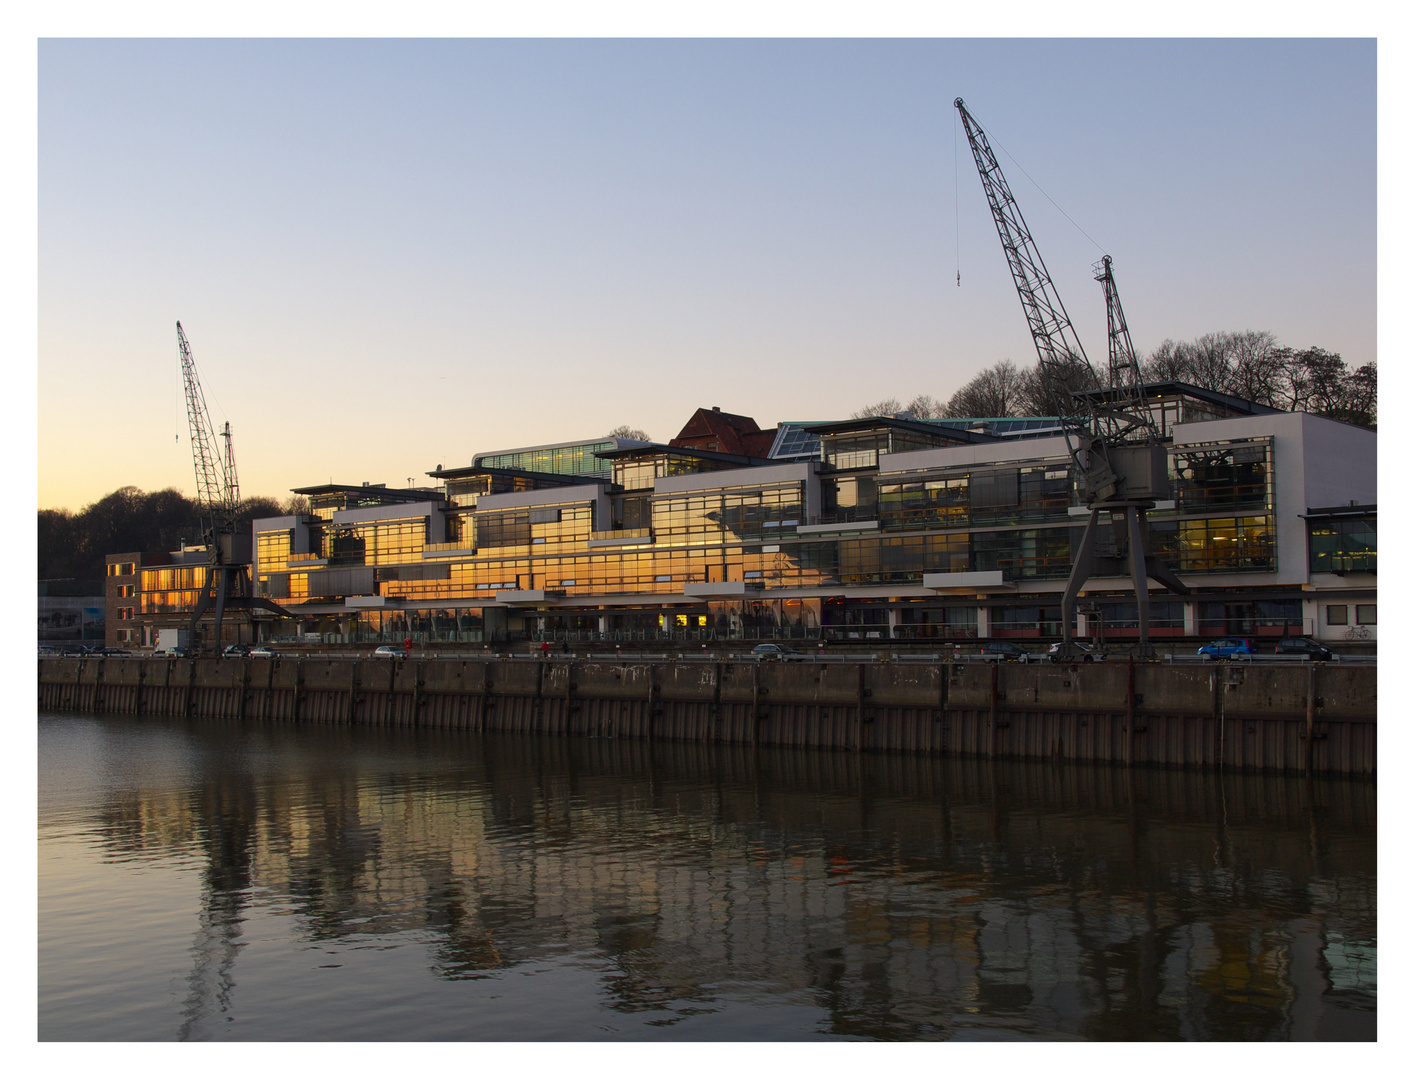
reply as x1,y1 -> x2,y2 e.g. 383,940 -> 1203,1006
1172,441 -> 1272,514
1151,515 -> 1275,573
140,564 -> 209,614
475,441 -> 617,477
1309,515 -> 1376,574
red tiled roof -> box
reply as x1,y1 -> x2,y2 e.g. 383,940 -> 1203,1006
669,407 -> 776,457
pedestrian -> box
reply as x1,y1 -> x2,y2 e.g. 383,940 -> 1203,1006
541,640 -> 551,660
403,636 -> 412,659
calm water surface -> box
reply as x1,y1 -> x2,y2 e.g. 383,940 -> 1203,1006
37,711 -> 1376,1041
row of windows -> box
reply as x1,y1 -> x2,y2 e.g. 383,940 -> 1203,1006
1328,604 -> 1377,625
141,566 -> 209,592
141,590 -> 205,614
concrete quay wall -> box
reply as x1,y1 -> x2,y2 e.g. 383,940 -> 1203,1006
38,657 -> 1376,777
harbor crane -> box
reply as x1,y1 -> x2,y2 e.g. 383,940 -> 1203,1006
953,99 -> 1187,657
178,321 -> 248,650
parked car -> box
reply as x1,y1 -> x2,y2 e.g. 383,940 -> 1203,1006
1197,638 -> 1256,659
371,645 -> 404,659
153,647 -> 190,658
247,645 -> 276,658
1274,637 -> 1333,661
96,647 -> 131,657
61,644 -> 99,656
980,641 -> 1042,663
751,643 -> 804,662
1047,642 -> 1108,663
222,645 -> 250,657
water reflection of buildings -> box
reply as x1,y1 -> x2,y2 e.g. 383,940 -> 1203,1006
108,726 -> 1375,1039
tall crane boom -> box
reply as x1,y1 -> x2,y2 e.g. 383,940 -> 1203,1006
952,98 -> 1097,408
1092,255 -> 1163,446
177,321 -> 246,650
954,99 -> 1185,656
179,322 -> 227,523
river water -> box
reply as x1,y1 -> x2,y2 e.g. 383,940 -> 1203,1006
37,710 -> 1376,1041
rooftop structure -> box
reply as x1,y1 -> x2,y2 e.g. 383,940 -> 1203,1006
471,436 -> 651,479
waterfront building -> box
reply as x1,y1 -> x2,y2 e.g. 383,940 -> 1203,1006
116,385 -> 1376,649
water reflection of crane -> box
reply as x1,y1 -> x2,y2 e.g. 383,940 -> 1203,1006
177,773 -> 254,1040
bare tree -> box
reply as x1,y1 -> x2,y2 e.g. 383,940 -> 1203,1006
1142,339 -> 1192,383
1015,358 -> 1100,417
849,398 -> 903,419
905,394 -> 946,419
607,425 -> 651,441
1143,332 -> 1374,429
1342,363 -> 1378,429
945,360 -> 1032,418
1223,331 -> 1284,407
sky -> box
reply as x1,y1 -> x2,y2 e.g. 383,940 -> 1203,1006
34,35 -> 1377,512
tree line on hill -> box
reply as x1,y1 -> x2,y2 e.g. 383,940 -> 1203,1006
38,487 -> 309,583
854,331 -> 1376,430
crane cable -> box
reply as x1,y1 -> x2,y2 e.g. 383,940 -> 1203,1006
954,110 -> 960,286
983,116 -> 1107,258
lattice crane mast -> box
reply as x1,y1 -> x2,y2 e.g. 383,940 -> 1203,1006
178,321 -> 246,648
953,99 -> 1185,656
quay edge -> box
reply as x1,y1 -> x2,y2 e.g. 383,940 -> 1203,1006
38,656 -> 1375,777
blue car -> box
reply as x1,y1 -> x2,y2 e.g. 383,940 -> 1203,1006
1197,637 -> 1255,659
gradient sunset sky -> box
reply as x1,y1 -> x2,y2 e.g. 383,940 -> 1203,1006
37,35 -> 1375,512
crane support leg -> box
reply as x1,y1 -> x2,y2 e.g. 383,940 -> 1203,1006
1126,506 -> 1152,656
1144,554 -> 1189,598
189,578 -> 214,637
212,568 -> 229,652
1061,509 -> 1102,647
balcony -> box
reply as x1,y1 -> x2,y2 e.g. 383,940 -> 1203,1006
797,510 -> 880,535
587,528 -> 654,549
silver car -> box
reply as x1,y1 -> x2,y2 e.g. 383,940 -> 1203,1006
1047,642 -> 1108,663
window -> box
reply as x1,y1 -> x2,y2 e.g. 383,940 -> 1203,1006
1308,515 -> 1376,574
1172,442 -> 1272,514
1327,605 -> 1348,626
1356,604 -> 1376,625
476,512 -> 531,548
